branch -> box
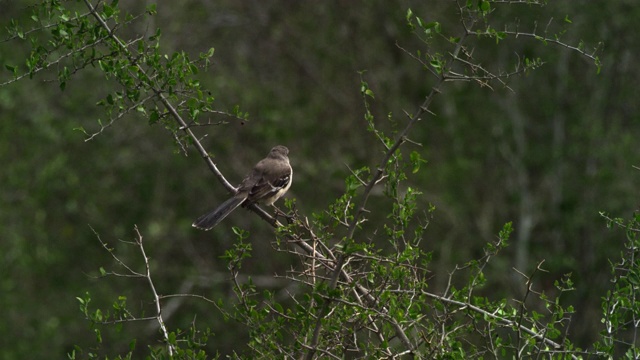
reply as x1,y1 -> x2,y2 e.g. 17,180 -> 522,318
419,288 -> 594,360
90,225 -> 175,355
304,20 -> 473,360
501,30 -> 602,63
83,93 -> 156,141
133,226 -> 175,356
81,0 -> 238,192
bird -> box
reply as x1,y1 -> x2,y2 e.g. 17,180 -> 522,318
192,145 -> 292,230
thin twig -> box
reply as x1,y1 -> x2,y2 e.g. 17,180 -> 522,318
133,225 -> 175,356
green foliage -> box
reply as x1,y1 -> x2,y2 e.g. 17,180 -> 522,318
2,0 -> 243,145
596,212 -> 640,357
0,0 -> 635,359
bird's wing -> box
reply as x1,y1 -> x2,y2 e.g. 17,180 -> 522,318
242,158 -> 291,204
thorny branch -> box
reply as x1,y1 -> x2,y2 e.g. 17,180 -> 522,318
91,226 -> 175,355
133,226 -> 175,356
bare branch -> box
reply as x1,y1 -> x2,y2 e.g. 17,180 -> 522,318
132,226 -> 175,356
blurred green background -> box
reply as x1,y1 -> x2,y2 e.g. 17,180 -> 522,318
0,0 -> 638,358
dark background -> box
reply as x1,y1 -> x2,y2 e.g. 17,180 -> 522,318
0,0 -> 637,357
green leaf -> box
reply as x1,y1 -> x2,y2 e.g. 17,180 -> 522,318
430,59 -> 442,73
149,28 -> 161,41
232,226 -> 250,240
409,151 -> 427,173
5,64 -> 17,75
423,21 -> 441,34
405,8 -> 416,30
146,3 -> 157,15
149,109 -> 160,124
498,222 -> 513,245
98,60 -> 108,72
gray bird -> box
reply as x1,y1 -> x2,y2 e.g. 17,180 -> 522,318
192,145 -> 292,230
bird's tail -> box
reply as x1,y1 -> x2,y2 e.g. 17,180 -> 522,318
192,195 -> 246,230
